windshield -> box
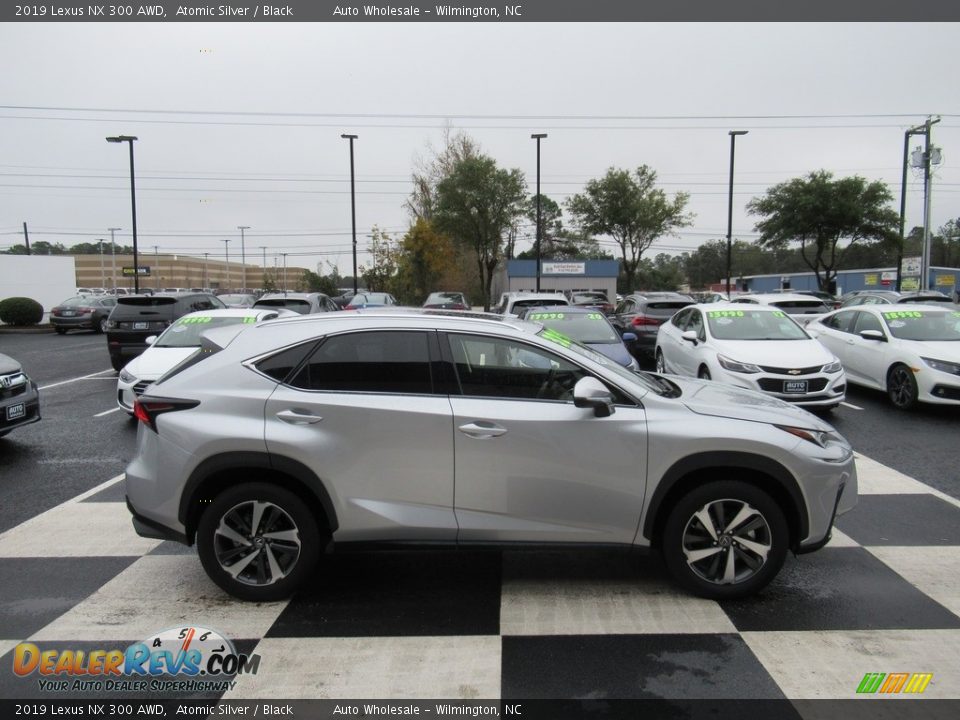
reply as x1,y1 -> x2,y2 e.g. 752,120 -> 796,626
881,310 -> 960,341
770,300 -> 830,313
527,311 -> 619,344
155,315 -> 257,347
60,297 -> 92,307
255,298 -> 311,314
707,309 -> 808,340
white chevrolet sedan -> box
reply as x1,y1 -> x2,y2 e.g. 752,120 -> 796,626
806,305 -> 960,410
656,304 -> 846,410
116,308 -> 291,414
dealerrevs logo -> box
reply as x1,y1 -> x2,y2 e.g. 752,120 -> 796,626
13,626 -> 260,693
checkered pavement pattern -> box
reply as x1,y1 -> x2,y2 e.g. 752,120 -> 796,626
1,453 -> 959,703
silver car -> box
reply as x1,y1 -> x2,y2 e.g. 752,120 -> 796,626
125,311 -> 857,601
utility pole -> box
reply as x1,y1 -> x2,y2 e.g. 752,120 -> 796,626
22,222 -> 31,255
98,240 -> 105,287
920,116 -> 941,291
238,225 -> 249,291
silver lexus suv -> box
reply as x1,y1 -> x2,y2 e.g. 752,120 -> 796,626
125,310 -> 857,601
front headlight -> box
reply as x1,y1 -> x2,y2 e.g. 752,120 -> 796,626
118,369 -> 136,384
717,354 -> 761,374
921,357 -> 960,376
775,424 -> 838,449
823,359 -> 843,374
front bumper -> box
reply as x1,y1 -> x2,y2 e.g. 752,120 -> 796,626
0,380 -> 41,435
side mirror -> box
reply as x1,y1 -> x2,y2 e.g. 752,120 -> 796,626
145,335 -> 158,346
622,332 -> 637,342
681,330 -> 698,344
859,330 -> 887,342
573,376 -> 616,418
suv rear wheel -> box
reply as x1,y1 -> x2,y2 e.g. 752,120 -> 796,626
662,480 -> 788,600
197,482 -> 321,601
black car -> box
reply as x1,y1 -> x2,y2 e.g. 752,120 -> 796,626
105,293 -> 226,371
0,353 -> 40,438
50,295 -> 118,334
610,293 -> 695,362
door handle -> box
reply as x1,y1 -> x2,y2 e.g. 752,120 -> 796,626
458,421 -> 507,439
276,409 -> 323,425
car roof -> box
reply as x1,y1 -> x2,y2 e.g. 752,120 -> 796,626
733,293 -> 827,302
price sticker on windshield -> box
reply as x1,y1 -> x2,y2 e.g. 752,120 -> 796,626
541,327 -> 572,348
707,310 -> 745,318
882,311 -> 923,320
528,312 -> 565,321
178,316 -> 214,325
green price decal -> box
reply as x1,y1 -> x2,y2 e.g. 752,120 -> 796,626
587,313 -> 603,320
178,316 -> 213,325
528,312 -> 565,321
707,310 -> 745,318
243,317 -> 257,323
541,328 -> 572,348
883,311 -> 923,320
772,311 -> 786,318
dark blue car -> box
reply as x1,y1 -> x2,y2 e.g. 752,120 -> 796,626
519,306 -> 639,371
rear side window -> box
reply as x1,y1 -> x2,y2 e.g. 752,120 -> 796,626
256,341 -> 318,382
288,331 -> 432,394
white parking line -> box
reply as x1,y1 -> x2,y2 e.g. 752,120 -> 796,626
840,402 -> 863,410
94,407 -> 122,418
39,369 -> 115,391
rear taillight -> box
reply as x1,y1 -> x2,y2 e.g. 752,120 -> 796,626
133,397 -> 199,433
79,308 -> 94,315
631,315 -> 661,327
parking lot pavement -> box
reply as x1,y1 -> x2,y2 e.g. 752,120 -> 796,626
1,454 -> 959,706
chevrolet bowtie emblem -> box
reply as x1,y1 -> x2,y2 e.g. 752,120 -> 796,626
788,369 -> 802,375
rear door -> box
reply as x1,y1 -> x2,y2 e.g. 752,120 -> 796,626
262,329 -> 457,542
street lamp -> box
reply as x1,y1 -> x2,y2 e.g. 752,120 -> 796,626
238,225 -> 249,292
725,130 -> 748,297
341,134 -> 358,293
108,227 -> 121,289
531,133 -> 547,292
281,252 -> 288,291
221,239 -> 232,291
105,135 -> 139,293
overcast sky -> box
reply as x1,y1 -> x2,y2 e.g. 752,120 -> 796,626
1,22 -> 958,276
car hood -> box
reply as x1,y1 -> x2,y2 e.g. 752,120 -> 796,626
897,339 -> 960,360
588,341 -> 634,368
712,338 -> 833,367
123,346 -> 198,379
0,353 -> 22,375
675,376 -> 834,430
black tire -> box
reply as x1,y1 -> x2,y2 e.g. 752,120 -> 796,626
698,366 -> 711,381
110,358 -> 125,372
887,363 -> 919,410
197,482 -> 322,601
97,317 -> 109,334
55,327 -> 67,335
655,349 -> 666,374
662,480 -> 788,600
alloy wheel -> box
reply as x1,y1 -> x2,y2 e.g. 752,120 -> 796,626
213,500 -> 302,587
681,498 -> 772,586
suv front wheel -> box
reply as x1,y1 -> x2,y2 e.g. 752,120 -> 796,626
197,482 -> 321,601
662,480 -> 788,600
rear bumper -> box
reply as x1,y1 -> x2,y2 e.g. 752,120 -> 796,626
127,496 -> 189,545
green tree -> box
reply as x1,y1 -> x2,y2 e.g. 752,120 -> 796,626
405,129 -> 482,222
396,218 -> 462,303
359,226 -> 402,296
434,155 -> 527,310
301,269 -> 340,296
566,166 -> 693,293
747,170 -> 900,291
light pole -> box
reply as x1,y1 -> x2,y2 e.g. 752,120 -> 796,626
238,225 -> 249,291
259,246 -> 268,289
97,240 -> 105,287
105,136 -> 139,293
341,134 -> 358,293
108,227 -> 120,289
531,133 -> 547,292
281,253 -> 288,291
221,239 -> 232,291
725,130 -> 748,297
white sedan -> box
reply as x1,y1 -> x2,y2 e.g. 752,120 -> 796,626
655,303 -> 846,410
806,305 -> 960,410
116,308 -> 290,414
